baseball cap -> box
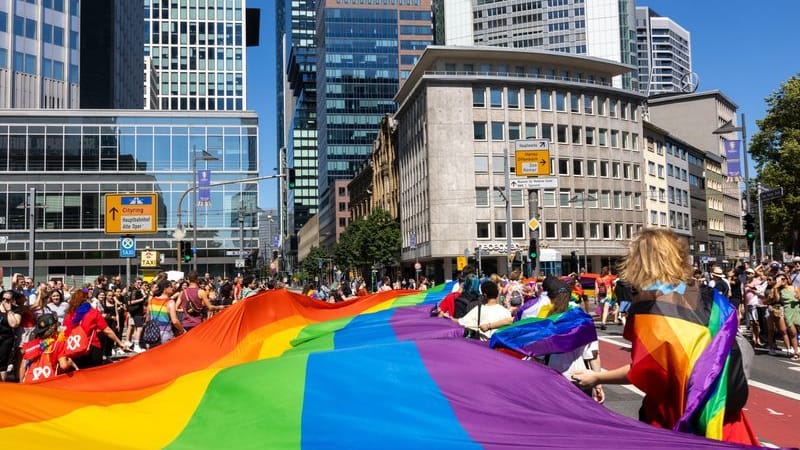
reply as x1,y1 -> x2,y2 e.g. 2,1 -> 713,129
745,268 -> 755,275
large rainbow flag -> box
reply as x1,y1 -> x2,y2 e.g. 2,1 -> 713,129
0,284 -> 755,449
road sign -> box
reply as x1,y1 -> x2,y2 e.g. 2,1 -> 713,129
104,193 -> 158,235
514,139 -> 551,176
760,187 -> 783,202
235,258 -> 246,268
456,256 -> 467,271
509,177 -> 558,189
141,250 -> 159,268
119,236 -> 136,258
527,218 -> 540,231
225,250 -> 251,257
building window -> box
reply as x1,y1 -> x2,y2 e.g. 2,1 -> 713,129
557,125 -> 568,143
573,159 -> 583,175
556,91 -> 566,111
610,130 -> 619,148
338,202 -> 346,211
657,164 -> 664,178
339,218 -> 347,227
494,222 -> 507,238
571,126 -> 581,144
650,210 -> 658,225
477,222 -> 490,239
540,90 -> 551,110
474,155 -> 489,172
492,156 -> 505,173
615,224 -> 624,239
600,190 -> 611,208
545,222 -> 557,239
472,87 -> 485,107
541,124 -> 552,141
490,88 -> 503,108
512,222 -> 525,238
570,93 -> 580,113
598,129 -> 607,146
621,102 -> 628,120
507,88 -> 520,108
508,122 -> 521,140
561,222 -> 572,239
585,127 -> 595,145
473,122 -> 487,140
599,160 -> 609,177
584,95 -> 593,114
476,188 -> 489,206
525,123 -> 537,138
590,223 -> 599,239
338,187 -> 346,195
634,193 -> 641,209
612,162 -> 620,178
524,90 -> 536,109
575,222 -> 585,238
543,189 -> 556,207
609,99 -> 617,118
613,191 -> 622,209
597,97 -> 605,116
587,160 -> 596,176
622,132 -> 629,149
558,158 -> 569,175
623,163 -> 631,179
491,122 -> 504,140
602,223 -> 612,239
559,189 -> 571,207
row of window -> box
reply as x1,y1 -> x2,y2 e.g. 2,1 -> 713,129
649,210 -> 691,231
646,136 -> 689,160
647,186 -> 689,207
473,87 -> 638,120
473,187 -> 643,211
473,121 -> 640,150
647,161 -> 688,181
476,221 -> 639,241
475,155 -> 642,180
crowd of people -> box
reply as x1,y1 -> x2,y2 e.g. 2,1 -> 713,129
302,275 -> 434,302
0,271 -> 278,383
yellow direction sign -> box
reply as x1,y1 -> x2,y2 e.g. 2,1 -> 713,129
140,250 -> 159,268
105,193 -> 158,234
456,256 -> 467,271
514,139 -> 551,176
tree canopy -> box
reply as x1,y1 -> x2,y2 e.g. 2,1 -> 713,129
750,74 -> 800,254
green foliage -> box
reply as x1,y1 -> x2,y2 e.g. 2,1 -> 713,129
299,246 -> 330,280
750,74 -> 800,252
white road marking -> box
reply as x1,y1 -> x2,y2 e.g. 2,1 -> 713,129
766,408 -> 784,416
598,335 -> 800,402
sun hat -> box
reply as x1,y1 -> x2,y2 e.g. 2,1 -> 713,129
711,266 -> 725,277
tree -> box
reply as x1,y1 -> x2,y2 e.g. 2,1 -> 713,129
332,208 -> 401,278
750,74 -> 800,254
299,246 -> 330,282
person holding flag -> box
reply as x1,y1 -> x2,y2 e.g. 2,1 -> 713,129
572,229 -> 758,445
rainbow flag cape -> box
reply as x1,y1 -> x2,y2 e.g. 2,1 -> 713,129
0,284 -> 752,448
489,307 -> 597,358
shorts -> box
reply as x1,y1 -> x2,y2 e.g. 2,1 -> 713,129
600,297 -> 617,308
0,336 -> 14,369
769,305 -> 784,319
132,315 -> 145,327
784,302 -> 800,327
745,305 -> 759,322
618,301 -> 631,314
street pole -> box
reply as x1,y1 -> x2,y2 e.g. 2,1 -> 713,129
528,189 -> 539,276
582,199 -> 588,273
239,205 -> 245,268
27,187 -> 36,278
740,113 -> 752,262
757,183 -> 766,260
192,146 -> 198,273
504,146 -> 512,275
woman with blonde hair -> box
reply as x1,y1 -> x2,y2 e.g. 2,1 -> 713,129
572,229 -> 757,445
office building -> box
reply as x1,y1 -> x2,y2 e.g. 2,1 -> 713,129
144,56 -> 160,109
0,110 -> 259,282
0,0 -> 80,108
315,0 -> 433,247
79,0 -> 144,109
635,7 -> 691,95
435,0 -> 638,90
144,0 -> 251,111
394,46 -> 645,280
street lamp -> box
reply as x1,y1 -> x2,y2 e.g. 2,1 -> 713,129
174,148 -> 219,272
569,193 -> 598,273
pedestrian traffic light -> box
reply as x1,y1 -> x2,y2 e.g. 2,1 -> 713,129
287,168 -> 296,189
181,240 -> 193,263
744,214 -> 755,242
528,239 -> 538,262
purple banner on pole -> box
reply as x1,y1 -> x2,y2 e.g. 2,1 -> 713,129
198,169 -> 211,206
723,139 -> 741,177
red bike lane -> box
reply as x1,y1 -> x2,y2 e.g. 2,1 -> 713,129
599,339 -> 800,448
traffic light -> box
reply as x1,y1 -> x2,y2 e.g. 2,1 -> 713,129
528,239 -> 539,263
287,168 -> 296,189
744,214 -> 755,242
181,240 -> 193,263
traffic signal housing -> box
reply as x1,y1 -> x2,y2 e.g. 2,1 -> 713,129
744,214 -> 755,242
528,239 -> 539,264
181,240 -> 193,263
287,168 -> 296,189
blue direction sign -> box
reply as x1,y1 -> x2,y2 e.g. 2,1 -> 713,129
119,236 -> 136,258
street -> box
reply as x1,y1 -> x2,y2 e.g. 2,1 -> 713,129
596,324 -> 800,448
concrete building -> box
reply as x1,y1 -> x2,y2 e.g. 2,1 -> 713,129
0,0 -> 80,108
0,110 -> 259,282
635,6 -> 691,96
79,0 -> 143,109
348,160 -> 372,222
144,0 -> 255,111
394,46 -> 645,281
434,0 -> 639,90
372,114 -> 400,221
297,212 -> 319,263
315,0 -> 433,248
647,91 -> 746,263
687,145 -> 709,262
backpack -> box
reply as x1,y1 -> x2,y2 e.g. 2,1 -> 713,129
597,279 -> 607,297
454,290 -> 482,319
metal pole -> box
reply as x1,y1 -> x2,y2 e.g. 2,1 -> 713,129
504,146 -> 512,275
740,113 -> 751,261
477,247 -> 482,278
239,206 -> 245,267
191,147 -> 198,272
528,189 -> 540,276
28,187 -> 35,278
126,256 -> 131,288
582,198 -> 588,273
757,183 -> 766,260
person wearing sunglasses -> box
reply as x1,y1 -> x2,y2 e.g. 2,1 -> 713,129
0,291 -> 22,382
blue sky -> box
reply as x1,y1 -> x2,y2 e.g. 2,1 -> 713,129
250,1 -> 800,208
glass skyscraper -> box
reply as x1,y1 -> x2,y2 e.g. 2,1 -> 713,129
315,1 -> 432,245
0,110 -> 259,281
144,0 -> 247,111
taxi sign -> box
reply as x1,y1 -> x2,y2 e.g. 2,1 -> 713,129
105,194 -> 158,234
141,250 -> 159,268
514,139 -> 551,176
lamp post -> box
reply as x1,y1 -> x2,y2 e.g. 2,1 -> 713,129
190,147 -> 219,272
712,113 -> 752,260
569,193 -> 597,273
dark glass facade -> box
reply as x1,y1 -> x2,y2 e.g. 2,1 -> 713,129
0,111 -> 259,282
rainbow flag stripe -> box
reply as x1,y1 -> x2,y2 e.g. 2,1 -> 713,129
0,285 -> 749,449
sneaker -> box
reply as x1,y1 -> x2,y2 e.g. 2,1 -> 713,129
600,324 -> 607,331
768,348 -> 777,356
133,345 -> 145,353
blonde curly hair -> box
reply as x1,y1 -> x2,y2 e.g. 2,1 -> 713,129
618,228 -> 692,289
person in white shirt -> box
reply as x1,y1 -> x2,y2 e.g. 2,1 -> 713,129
456,280 -> 512,339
